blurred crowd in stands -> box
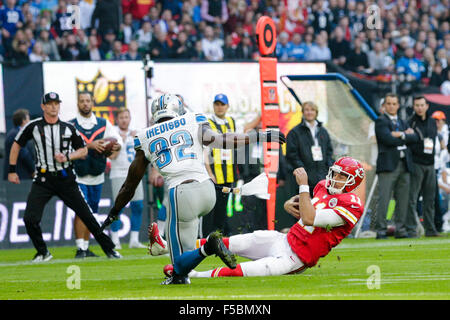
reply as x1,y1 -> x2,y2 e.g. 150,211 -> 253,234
0,0 -> 449,92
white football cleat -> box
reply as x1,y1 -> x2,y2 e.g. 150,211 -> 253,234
148,222 -> 169,256
32,251 -> 53,263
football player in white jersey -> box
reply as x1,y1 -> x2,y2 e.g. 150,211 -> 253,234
101,93 -> 285,284
108,108 -> 146,249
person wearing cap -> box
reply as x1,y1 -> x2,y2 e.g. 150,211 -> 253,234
69,91 -> 122,258
7,92 -> 121,262
202,93 -> 237,237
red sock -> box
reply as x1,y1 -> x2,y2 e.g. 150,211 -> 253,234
222,237 -> 229,248
197,237 -> 229,248
211,264 -> 243,277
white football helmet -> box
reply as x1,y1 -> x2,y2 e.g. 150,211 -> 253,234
151,94 -> 185,123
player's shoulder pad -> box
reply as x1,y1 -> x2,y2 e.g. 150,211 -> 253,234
335,193 -> 362,208
334,193 -> 363,223
314,179 -> 327,194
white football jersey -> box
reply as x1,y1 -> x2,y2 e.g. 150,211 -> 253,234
134,112 -> 210,188
109,127 -> 136,179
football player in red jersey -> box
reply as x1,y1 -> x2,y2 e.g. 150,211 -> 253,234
184,156 -> 365,278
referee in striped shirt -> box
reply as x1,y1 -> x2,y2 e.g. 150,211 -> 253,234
7,92 -> 121,262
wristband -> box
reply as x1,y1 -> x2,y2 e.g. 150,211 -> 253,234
8,164 -> 17,173
299,185 -> 309,194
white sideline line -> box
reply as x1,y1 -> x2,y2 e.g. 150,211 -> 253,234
336,238 -> 450,249
0,254 -> 163,267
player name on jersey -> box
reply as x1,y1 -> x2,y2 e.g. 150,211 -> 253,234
135,112 -> 210,189
146,118 -> 187,139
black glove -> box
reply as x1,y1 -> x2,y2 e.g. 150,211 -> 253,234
100,208 -> 120,232
259,130 -> 286,144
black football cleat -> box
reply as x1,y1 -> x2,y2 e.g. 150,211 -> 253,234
106,250 -> 123,259
85,248 -> 99,258
160,273 -> 191,285
204,231 -> 237,269
75,248 -> 87,259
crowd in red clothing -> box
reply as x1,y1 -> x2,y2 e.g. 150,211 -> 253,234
0,0 -> 449,90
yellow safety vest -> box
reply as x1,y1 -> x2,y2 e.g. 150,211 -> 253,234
208,116 -> 236,185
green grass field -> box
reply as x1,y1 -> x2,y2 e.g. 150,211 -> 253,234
1,235 -> 449,300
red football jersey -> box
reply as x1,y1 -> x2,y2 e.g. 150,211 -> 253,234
287,180 -> 364,267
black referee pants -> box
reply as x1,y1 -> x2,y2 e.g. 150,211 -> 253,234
23,171 -> 115,255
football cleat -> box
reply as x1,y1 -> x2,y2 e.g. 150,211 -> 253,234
85,248 -> 99,258
106,250 -> 123,259
148,222 -> 169,256
204,231 -> 237,269
75,248 -> 87,259
32,251 -> 53,263
160,273 -> 191,285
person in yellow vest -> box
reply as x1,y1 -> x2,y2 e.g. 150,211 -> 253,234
202,94 -> 237,237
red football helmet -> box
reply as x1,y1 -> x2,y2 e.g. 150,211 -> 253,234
325,157 -> 365,194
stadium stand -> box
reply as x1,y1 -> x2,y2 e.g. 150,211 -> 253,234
0,0 -> 448,92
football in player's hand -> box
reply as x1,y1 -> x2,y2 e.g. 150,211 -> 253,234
163,264 -> 174,277
101,137 -> 117,156
292,195 -> 299,209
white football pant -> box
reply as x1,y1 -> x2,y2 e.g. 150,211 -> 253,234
229,230 -> 305,276
165,179 -> 216,263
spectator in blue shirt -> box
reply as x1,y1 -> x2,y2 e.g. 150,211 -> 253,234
162,0 -> 183,21
288,33 -> 308,61
121,40 -> 142,60
0,0 -> 24,41
307,33 -> 331,61
276,31 -> 291,61
396,47 -> 426,81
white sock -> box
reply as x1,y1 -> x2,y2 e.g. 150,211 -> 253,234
111,231 -> 120,245
76,238 -> 84,250
130,231 -> 139,243
84,240 -> 89,251
188,270 -> 212,278
157,220 -> 166,237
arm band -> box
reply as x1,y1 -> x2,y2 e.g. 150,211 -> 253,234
299,185 -> 310,194
8,164 -> 17,173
